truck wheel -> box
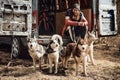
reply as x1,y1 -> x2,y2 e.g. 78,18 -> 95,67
11,37 -> 21,59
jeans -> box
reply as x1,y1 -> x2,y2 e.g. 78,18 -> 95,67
67,26 -> 87,42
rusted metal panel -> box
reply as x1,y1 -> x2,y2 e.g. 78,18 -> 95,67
0,0 -> 32,36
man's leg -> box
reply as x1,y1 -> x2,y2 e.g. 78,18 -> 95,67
67,26 -> 76,42
79,26 -> 87,39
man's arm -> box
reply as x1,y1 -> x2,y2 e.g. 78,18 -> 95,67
65,16 -> 79,26
79,12 -> 88,26
61,16 -> 79,36
81,17 -> 88,26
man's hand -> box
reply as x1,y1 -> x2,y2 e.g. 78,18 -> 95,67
78,22 -> 85,26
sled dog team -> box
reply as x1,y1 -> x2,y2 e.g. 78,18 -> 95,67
27,32 -> 97,76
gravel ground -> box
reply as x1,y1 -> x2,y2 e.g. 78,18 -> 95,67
0,35 -> 120,80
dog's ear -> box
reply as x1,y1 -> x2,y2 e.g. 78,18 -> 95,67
87,31 -> 94,38
54,38 -> 61,45
49,40 -> 53,44
47,40 -> 53,48
27,38 -> 30,42
33,35 -> 37,40
46,40 -> 53,51
77,37 -> 81,45
33,36 -> 38,43
84,37 -> 88,43
87,31 -> 91,36
27,35 -> 31,42
51,34 -> 63,46
88,31 -> 98,40
57,38 -> 61,45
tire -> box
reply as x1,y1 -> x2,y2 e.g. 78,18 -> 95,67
11,37 -> 31,59
11,37 -> 21,59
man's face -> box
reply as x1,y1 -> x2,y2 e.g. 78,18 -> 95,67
72,8 -> 80,16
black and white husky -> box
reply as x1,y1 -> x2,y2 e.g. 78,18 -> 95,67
46,34 -> 63,74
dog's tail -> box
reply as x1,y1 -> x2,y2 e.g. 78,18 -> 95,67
51,34 -> 63,46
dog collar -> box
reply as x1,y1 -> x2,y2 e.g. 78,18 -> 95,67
46,48 -> 56,53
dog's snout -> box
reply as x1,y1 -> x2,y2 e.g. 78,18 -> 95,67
56,44 -> 58,47
30,44 -> 32,48
82,47 -> 85,50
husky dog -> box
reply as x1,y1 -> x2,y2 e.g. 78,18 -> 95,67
27,37 -> 45,70
85,32 -> 97,65
63,32 -> 97,76
46,34 -> 63,74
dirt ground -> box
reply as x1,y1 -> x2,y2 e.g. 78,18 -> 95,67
0,35 -> 120,80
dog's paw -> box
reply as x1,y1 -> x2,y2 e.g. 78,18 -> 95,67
38,68 -> 43,72
31,66 -> 36,71
63,67 -> 68,70
4,66 -> 9,70
92,63 -> 96,66
84,74 -> 89,77
81,72 -> 89,77
3,66 -> 9,72
49,70 -> 52,74
54,71 -> 58,74
33,68 -> 36,71
54,72 -> 57,75
92,62 -> 96,66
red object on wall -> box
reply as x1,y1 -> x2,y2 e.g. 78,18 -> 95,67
32,10 -> 38,29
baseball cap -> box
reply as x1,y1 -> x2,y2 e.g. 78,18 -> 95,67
72,3 -> 80,10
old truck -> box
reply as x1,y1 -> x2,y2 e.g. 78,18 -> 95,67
0,0 -> 117,57
0,0 -> 32,58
